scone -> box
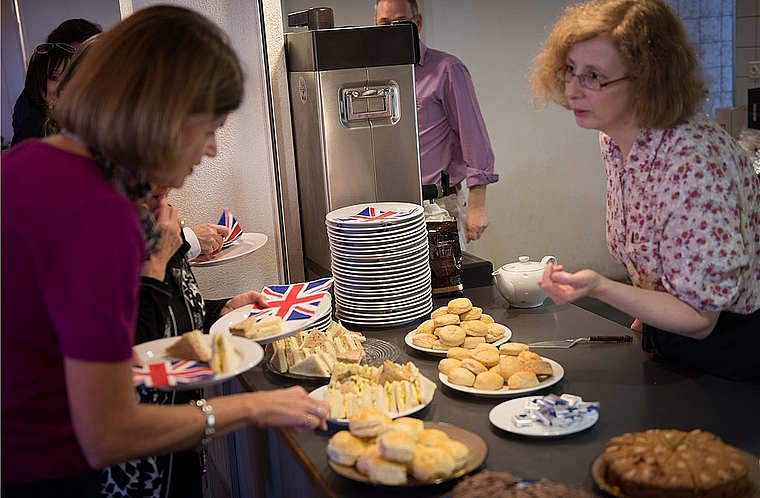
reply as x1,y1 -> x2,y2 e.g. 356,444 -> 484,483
327,430 -> 366,466
474,371 -> 504,390
485,323 -> 505,342
479,313 -> 495,324
417,428 -> 450,447
416,319 -> 436,335
411,445 -> 455,482
507,371 -> 539,389
447,297 -> 473,314
523,360 -> 553,376
377,430 -> 416,463
462,336 -> 486,349
438,325 -> 466,347
431,339 -> 448,351
517,351 -> 543,363
460,358 -> 488,375
385,417 -> 424,441
438,357 -> 462,375
458,306 -> 482,321
496,356 -> 524,381
447,367 -> 476,387
499,342 -> 529,356
355,443 -> 381,476
412,333 -> 438,349
460,320 -> 488,337
349,408 -> 392,438
365,455 -> 407,485
471,348 -> 500,368
446,347 -> 473,360
436,439 -> 470,469
434,313 -> 461,327
430,306 -> 450,319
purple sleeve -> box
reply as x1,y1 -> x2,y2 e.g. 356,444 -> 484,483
42,199 -> 143,362
442,62 -> 498,187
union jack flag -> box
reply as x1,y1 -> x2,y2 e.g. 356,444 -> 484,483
218,208 -> 243,248
336,206 -> 417,223
249,277 -> 333,322
132,360 -> 214,388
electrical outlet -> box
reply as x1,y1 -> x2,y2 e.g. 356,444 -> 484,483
750,61 -> 760,78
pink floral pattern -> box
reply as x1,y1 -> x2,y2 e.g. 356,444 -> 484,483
601,114 -> 760,313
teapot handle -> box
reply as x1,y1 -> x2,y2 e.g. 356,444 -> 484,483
541,255 -> 557,266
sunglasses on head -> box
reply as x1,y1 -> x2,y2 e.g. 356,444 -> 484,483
34,43 -> 76,55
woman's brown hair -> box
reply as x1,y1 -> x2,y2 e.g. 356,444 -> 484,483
54,5 -> 244,174
529,0 -> 704,129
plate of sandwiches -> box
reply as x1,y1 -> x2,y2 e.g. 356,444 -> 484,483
309,360 -> 437,425
327,415 -> 488,487
132,330 -> 264,391
438,353 -> 564,398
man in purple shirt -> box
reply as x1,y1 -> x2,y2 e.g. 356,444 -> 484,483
375,0 -> 499,246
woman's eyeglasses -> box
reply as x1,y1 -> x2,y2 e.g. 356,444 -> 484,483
34,43 -> 76,55
555,66 -> 630,91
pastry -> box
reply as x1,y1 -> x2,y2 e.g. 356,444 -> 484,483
485,323 -> 505,342
430,306 -> 450,319
473,371 -> 504,390
447,367 -> 476,387
507,370 -> 539,389
496,356 -> 524,381
479,313 -> 495,324
448,297 -> 473,314
355,443 -> 381,476
327,430 -> 366,466
438,357 -> 462,376
458,306 -> 482,321
349,408 -> 391,438
376,430 -> 416,463
438,325 -> 466,347
499,342 -> 529,356
471,348 -> 500,368
383,417 -> 424,441
434,313 -> 460,327
416,319 -> 436,335
517,350 -> 543,363
417,428 -> 450,447
436,439 -> 470,469
523,360 -> 553,376
412,332 -> 438,349
446,347 -> 473,360
410,445 -> 455,482
460,358 -> 488,375
603,429 -> 751,498
461,336 -> 486,349
365,455 -> 407,485
460,320 -> 488,337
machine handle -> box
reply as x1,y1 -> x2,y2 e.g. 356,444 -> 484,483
345,88 -> 394,121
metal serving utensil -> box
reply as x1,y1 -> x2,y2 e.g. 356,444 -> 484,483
528,335 -> 633,349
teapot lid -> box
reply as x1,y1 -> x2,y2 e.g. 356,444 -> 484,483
499,255 -> 556,273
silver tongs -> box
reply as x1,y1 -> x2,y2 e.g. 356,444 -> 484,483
529,335 -> 633,349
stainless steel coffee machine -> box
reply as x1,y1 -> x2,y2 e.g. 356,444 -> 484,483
285,8 -> 422,278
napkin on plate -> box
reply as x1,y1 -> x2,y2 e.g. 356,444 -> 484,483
218,208 -> 243,248
133,359 -> 214,388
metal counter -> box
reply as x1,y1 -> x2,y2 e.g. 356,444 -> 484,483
238,285 -> 760,498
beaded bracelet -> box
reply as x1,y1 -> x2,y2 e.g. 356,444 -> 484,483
192,399 -> 216,445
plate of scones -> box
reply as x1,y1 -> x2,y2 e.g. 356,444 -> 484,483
437,342 -> 564,397
405,297 -> 512,356
326,408 -> 488,487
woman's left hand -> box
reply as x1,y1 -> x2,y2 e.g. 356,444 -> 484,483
220,290 -> 268,316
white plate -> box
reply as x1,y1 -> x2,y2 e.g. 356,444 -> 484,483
438,357 -> 565,397
209,294 -> 331,345
190,233 -> 268,267
326,202 -> 424,227
405,324 -> 513,356
308,385 -> 432,425
488,396 -> 599,437
132,335 -> 264,391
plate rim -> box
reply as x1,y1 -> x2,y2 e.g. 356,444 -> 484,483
189,232 -> 267,267
132,334 -> 264,391
209,294 -> 331,345
325,202 -> 424,226
438,357 -> 565,397
404,324 -> 513,356
488,395 -> 599,437
326,421 -> 487,486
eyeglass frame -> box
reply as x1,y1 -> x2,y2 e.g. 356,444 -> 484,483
375,14 -> 420,26
555,66 -> 630,91
34,43 -> 77,55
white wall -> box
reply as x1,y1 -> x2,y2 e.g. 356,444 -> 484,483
283,0 -> 628,279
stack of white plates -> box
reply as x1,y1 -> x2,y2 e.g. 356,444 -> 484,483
311,294 -> 333,332
326,202 -> 432,327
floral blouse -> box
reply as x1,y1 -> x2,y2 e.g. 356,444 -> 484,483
601,113 -> 760,314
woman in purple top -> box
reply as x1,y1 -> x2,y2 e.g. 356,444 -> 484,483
530,0 -> 760,381
1,6 -> 329,497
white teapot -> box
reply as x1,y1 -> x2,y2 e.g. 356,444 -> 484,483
492,255 -> 557,308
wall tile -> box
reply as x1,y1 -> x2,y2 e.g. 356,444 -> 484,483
736,0 -> 755,18
700,16 -> 722,42
736,46 -> 755,76
722,14 -> 734,38
701,0 -> 722,16
681,0 -> 701,19
736,17 -> 756,47
736,76 -> 750,105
